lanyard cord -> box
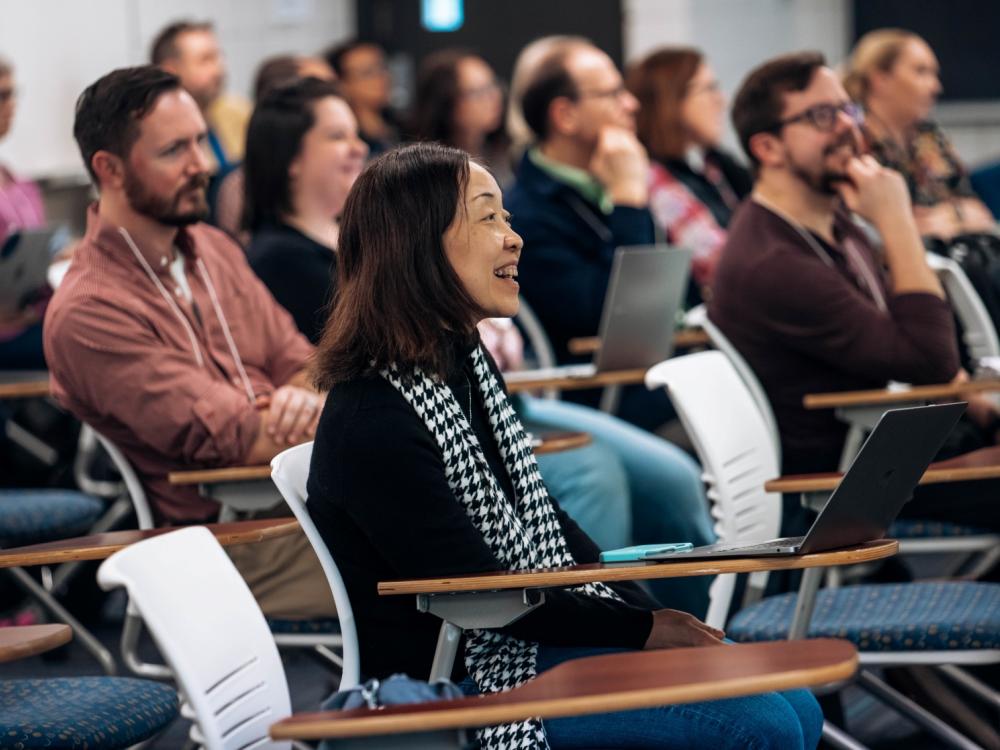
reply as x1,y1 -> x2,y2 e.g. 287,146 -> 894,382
118,227 -> 256,404
751,196 -> 888,313
119,227 -> 205,368
195,256 -> 256,403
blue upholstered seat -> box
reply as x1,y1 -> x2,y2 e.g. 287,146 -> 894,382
728,582 -> 1000,651
0,490 -> 104,547
889,519 -> 993,538
267,616 -> 340,635
0,677 -> 178,748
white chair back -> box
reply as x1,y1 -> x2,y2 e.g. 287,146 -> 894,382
271,442 -> 360,690
925,252 -> 1000,360
685,305 -> 782,462
646,350 -> 783,627
515,297 -> 559,400
97,527 -> 291,750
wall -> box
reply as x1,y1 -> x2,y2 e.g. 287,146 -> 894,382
623,0 -> 1000,166
0,0 -> 355,179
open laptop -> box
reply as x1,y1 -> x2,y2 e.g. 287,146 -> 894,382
648,402 -> 966,561
506,245 -> 692,382
0,228 -> 57,316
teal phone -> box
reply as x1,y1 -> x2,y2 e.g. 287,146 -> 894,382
599,542 -> 694,563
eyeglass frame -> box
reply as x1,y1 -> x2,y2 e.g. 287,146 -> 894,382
763,101 -> 864,134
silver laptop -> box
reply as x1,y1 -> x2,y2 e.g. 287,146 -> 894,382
0,228 -> 57,316
648,402 -> 966,561
506,245 -> 692,382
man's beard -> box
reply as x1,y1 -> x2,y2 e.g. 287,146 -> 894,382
124,170 -> 210,227
789,129 -> 860,196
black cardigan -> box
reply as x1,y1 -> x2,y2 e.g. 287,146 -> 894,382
307,343 -> 656,681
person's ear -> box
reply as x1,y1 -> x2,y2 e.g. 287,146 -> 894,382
548,96 -> 579,137
91,151 -> 126,190
159,60 -> 180,77
288,154 -> 303,182
749,131 -> 785,169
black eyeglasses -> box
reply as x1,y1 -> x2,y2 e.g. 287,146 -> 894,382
768,101 -> 864,133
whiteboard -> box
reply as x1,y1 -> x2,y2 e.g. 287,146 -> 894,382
0,0 -> 354,179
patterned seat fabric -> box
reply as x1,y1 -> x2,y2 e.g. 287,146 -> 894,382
889,519 -> 993,538
0,677 -> 178,748
267,616 -> 340,634
728,582 -> 1000,651
0,490 -> 104,547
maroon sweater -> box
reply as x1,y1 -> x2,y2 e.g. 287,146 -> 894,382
710,200 -> 959,475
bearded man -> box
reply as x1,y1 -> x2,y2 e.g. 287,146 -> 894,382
44,66 -> 335,619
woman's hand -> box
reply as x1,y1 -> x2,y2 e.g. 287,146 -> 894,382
643,608 -> 725,650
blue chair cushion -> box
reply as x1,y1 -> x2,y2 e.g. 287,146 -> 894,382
268,617 -> 340,635
728,582 -> 1000,651
0,677 -> 178,748
0,490 -> 104,547
889,519 -> 993,538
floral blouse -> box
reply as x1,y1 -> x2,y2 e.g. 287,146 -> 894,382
865,120 -> 976,207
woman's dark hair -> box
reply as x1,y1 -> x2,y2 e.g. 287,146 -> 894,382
73,65 -> 182,184
243,76 -> 342,231
410,49 -> 469,144
627,47 -> 703,161
731,51 -> 826,168
313,142 -> 480,388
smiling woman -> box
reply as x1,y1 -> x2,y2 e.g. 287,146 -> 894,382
305,142 -> 822,750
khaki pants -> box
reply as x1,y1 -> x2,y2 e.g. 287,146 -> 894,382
225,526 -> 338,620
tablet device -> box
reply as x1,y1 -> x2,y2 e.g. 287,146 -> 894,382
0,228 -> 56,315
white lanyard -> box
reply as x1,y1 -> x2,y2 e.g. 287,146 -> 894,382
119,227 -> 257,404
752,197 -> 888,313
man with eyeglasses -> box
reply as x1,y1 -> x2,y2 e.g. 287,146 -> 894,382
709,53 -> 1000,537
507,38 -> 669,432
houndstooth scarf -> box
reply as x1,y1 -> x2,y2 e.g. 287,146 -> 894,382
382,344 -> 623,749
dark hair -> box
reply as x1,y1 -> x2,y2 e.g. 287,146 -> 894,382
410,49 -> 470,144
731,51 -> 826,167
312,143 -> 479,388
324,39 -> 380,78
243,76 -> 343,231
519,46 -> 581,141
252,55 -> 302,101
628,47 -> 703,161
150,20 -> 214,65
73,65 -> 183,184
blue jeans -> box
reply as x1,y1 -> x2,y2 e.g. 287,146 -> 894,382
522,397 -> 716,617
536,646 -> 823,750
535,439 -> 631,552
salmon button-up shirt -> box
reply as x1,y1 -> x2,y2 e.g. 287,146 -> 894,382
44,205 -> 314,522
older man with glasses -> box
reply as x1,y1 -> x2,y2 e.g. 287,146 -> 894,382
709,52 -> 1000,539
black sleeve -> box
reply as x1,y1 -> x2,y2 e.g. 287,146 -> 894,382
335,393 -> 653,650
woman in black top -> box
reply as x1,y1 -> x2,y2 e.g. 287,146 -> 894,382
307,142 -> 822,749
244,77 -> 368,343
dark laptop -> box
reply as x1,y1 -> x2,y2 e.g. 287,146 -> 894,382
505,245 -> 692,382
648,402 -> 966,560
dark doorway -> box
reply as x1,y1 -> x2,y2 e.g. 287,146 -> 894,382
356,0 -> 624,87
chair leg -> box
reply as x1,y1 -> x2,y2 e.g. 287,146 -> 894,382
120,603 -> 173,679
821,720 -> 871,750
856,670 -> 984,750
7,566 -> 117,675
936,665 -> 1000,711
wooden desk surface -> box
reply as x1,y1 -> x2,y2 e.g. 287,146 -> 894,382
0,518 -> 300,569
270,638 -> 857,740
803,379 -> 1000,410
766,445 -> 1000,493
0,377 -> 51,400
378,540 -> 897,596
168,432 -> 594,486
0,624 -> 72,663
505,367 -> 648,393
567,329 -> 711,356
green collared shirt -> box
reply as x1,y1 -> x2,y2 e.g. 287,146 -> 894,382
528,147 -> 614,215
